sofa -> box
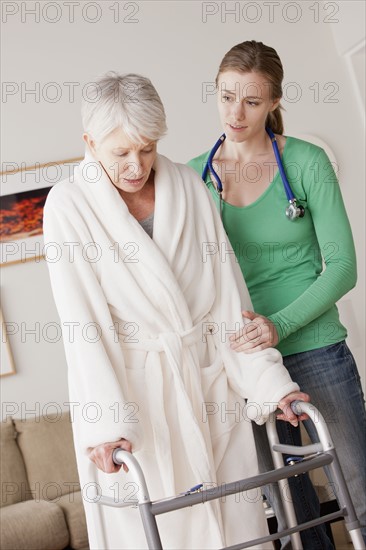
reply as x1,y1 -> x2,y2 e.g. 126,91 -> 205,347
0,411 -> 89,550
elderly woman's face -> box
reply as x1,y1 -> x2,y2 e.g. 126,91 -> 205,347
87,127 -> 157,194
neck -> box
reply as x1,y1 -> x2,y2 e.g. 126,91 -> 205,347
221,129 -> 272,161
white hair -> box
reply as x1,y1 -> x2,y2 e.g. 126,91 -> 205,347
81,72 -> 167,145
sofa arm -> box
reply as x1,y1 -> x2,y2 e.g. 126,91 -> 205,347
53,491 -> 89,549
0,499 -> 69,550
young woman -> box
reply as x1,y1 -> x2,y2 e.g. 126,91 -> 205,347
43,71 -> 307,550
189,40 -> 366,549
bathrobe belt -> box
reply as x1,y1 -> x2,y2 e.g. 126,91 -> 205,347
115,318 -> 217,496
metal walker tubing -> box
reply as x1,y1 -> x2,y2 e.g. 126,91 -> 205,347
97,401 -> 365,550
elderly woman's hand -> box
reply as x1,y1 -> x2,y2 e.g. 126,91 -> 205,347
87,438 -> 132,473
276,391 -> 310,427
230,310 -> 279,353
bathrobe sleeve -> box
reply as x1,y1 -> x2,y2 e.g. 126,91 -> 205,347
194,177 -> 300,424
224,257 -> 300,425
43,185 -> 142,452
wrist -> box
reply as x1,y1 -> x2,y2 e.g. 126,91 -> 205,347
267,315 -> 284,343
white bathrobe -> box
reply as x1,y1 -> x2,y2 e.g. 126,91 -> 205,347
43,151 -> 298,550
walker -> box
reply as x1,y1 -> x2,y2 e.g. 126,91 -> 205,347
95,401 -> 365,550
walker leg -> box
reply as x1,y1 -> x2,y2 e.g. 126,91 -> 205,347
266,420 -> 303,549
139,502 -> 163,550
274,471 -> 303,549
326,449 -> 365,550
349,529 -> 366,550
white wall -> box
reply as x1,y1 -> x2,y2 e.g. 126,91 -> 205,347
1,0 -> 365,418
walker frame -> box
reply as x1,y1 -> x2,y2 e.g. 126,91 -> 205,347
96,401 -> 365,550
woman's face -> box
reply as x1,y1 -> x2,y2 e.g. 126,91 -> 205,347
85,127 -> 157,194
216,70 -> 280,142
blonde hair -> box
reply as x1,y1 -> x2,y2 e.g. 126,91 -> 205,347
216,41 -> 284,134
81,72 -> 167,145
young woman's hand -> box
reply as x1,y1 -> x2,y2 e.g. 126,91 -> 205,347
87,438 -> 132,473
276,391 -> 310,426
230,310 -> 279,353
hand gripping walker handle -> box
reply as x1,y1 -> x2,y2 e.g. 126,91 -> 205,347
290,399 -> 304,416
112,447 -> 126,465
112,448 -> 151,504
289,400 -> 334,452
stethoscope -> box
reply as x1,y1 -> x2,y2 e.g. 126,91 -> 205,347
202,127 -> 305,221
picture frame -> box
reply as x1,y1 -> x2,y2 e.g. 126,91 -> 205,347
0,157 -> 82,266
0,308 -> 16,377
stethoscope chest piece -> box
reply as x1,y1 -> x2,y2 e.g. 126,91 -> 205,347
286,199 -> 305,221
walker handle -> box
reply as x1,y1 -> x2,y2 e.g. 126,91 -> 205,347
284,400 -> 334,452
290,400 -> 304,416
112,447 -> 126,465
111,449 -> 151,504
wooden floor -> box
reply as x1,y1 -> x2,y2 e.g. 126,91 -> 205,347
267,511 -> 360,549
332,521 -> 355,549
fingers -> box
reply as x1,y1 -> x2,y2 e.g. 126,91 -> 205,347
239,323 -> 259,336
277,397 -> 299,426
276,414 -> 298,427
115,439 -> 132,473
277,392 -> 311,426
278,404 -> 299,426
229,314 -> 278,353
88,446 -> 120,474
229,327 -> 274,352
276,412 -> 309,425
230,333 -> 261,350
88,439 -> 132,473
231,341 -> 273,353
296,392 -> 310,403
229,323 -> 259,345
241,310 -> 256,320
279,391 -> 310,407
119,439 -> 133,453
229,322 -> 262,348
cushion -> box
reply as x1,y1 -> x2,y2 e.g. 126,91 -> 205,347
13,411 -> 80,500
0,418 -> 30,507
0,499 -> 69,550
54,491 -> 89,549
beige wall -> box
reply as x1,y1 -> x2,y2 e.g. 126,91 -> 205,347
1,1 -> 365,418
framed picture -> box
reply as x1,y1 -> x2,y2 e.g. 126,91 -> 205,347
0,157 -> 82,265
0,309 -> 16,377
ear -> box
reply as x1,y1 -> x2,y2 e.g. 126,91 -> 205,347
83,133 -> 97,154
270,98 -> 281,112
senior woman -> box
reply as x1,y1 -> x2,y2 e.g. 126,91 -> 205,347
43,72 -> 307,550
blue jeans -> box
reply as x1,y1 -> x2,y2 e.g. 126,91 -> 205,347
253,341 -> 366,549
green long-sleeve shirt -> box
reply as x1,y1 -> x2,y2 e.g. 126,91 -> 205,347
188,136 -> 357,356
